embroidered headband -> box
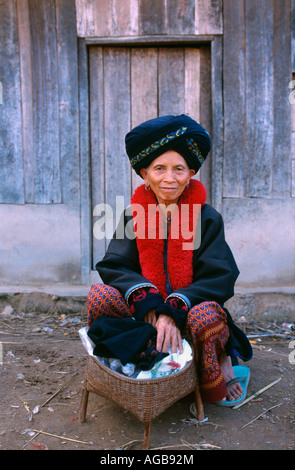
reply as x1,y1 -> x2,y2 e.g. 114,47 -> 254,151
125,114 -> 211,176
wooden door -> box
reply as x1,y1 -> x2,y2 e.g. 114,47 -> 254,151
89,46 -> 211,267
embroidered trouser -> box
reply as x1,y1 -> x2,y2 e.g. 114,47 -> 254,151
87,283 -> 229,403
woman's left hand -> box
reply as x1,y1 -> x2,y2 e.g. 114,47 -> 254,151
155,314 -> 183,354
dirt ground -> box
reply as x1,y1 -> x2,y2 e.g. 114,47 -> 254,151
0,301 -> 294,452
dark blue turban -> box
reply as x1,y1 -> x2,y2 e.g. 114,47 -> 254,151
125,114 -> 211,176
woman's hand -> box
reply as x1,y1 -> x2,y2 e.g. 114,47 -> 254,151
144,309 -> 157,327
144,310 -> 183,354
156,314 -> 183,354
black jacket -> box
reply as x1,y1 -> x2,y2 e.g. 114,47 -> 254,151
96,203 -> 252,362
97,203 -> 239,308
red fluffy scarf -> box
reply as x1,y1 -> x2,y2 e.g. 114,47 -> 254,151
130,179 -> 207,299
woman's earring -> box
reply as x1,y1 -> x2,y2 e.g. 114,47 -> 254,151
145,184 -> 150,191
186,181 -> 190,188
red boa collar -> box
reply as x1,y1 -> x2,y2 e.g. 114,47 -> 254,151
130,179 -> 207,299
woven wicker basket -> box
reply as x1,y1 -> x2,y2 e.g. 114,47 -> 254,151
79,354 -> 204,449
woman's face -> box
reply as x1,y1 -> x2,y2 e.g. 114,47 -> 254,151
140,151 -> 195,206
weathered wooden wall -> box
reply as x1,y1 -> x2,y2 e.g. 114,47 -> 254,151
292,88 -> 295,197
223,0 -> 292,199
222,0 -> 294,289
75,0 -> 223,37
0,0 -> 221,206
291,0 -> 295,197
0,0 -> 81,284
0,0 -> 79,205
2,0 -> 291,206
0,0 -> 294,288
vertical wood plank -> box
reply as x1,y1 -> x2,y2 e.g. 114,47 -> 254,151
292,132 -> 295,156
131,48 -> 158,126
131,47 -> 158,191
89,47 -> 106,265
92,0 -> 113,36
223,0 -> 245,198
76,0 -> 112,37
112,0 -> 139,36
29,0 -> 61,203
292,159 -> 295,197
167,0 -> 195,35
0,0 -> 24,203
184,48 -> 200,121
199,45 -> 212,201
292,0 -> 295,72
272,0 -> 292,197
139,0 -> 166,35
211,37 -> 223,212
90,47 -> 105,209
102,48 -> 131,258
56,0 -> 80,203
292,80 -> 295,197
78,39 -> 92,282
195,0 -> 223,35
17,0 -> 34,203
89,47 -> 135,266
292,97 -> 295,133
103,47 -> 131,200
75,0 -> 95,37
292,113 -> 295,193
244,0 -> 274,198
184,47 -> 201,182
158,48 -> 185,116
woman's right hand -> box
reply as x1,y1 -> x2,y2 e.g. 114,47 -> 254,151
155,314 -> 183,354
144,309 -> 183,354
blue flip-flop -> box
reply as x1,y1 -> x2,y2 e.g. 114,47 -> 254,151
216,365 -> 250,407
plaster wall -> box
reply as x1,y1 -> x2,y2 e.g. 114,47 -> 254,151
0,204 -> 81,285
223,198 -> 295,289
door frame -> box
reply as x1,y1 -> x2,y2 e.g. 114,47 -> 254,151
78,35 -> 223,284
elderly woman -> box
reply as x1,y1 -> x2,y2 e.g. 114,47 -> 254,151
87,114 -> 252,405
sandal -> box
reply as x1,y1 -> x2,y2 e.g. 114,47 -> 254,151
216,365 -> 250,407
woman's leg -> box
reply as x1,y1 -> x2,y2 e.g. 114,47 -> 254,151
87,283 -> 132,326
185,301 -> 243,403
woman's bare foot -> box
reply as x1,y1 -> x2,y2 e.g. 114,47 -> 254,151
219,353 -> 244,402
